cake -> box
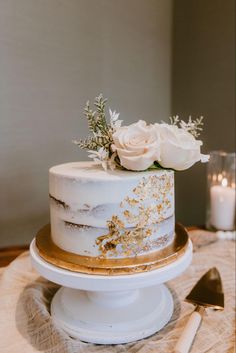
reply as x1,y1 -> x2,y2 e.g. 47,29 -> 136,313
49,161 -> 175,258
48,94 -> 208,261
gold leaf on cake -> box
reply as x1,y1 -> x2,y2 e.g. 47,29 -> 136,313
96,173 -> 174,257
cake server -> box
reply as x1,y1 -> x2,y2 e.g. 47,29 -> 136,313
174,267 -> 224,353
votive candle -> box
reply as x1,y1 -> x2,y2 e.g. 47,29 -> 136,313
210,178 -> 236,230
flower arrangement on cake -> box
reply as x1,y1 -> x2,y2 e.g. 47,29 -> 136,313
73,94 -> 209,171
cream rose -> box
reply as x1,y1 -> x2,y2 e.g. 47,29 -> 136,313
156,123 -> 209,171
112,120 -> 161,171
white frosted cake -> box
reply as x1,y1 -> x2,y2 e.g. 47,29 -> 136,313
49,161 -> 175,259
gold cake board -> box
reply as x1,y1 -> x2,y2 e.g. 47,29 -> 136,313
36,223 -> 189,276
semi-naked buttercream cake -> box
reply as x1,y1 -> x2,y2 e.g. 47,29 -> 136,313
49,161 -> 175,259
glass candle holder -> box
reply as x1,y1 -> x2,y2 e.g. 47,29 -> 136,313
206,151 -> 236,231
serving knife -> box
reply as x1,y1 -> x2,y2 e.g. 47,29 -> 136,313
174,267 -> 224,353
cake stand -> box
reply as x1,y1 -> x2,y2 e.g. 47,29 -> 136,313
30,238 -> 192,344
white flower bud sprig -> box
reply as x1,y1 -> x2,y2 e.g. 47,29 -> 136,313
87,147 -> 117,171
169,115 -> 204,138
109,109 -> 123,129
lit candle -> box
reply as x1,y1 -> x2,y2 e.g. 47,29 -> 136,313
210,178 -> 236,230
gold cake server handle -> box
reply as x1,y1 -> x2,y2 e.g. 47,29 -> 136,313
174,306 -> 204,353
174,267 -> 224,353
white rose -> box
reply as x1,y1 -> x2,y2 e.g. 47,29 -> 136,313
112,120 -> 161,171
156,123 -> 209,171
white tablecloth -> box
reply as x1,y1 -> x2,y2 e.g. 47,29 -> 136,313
0,232 -> 235,353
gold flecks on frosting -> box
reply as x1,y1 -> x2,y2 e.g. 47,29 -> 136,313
96,172 -> 174,258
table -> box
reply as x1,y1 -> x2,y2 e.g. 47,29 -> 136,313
0,245 -> 28,267
0,230 -> 235,353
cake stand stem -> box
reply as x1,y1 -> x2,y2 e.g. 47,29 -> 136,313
86,289 -> 139,307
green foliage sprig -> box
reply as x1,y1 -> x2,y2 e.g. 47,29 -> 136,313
73,94 -> 113,153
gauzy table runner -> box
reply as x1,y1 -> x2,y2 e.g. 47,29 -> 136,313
0,231 -> 235,353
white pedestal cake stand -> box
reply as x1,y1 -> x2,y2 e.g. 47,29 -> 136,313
30,239 -> 192,344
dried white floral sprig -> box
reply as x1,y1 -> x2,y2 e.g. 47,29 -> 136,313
87,147 -> 117,171
73,94 -> 209,171
109,109 -> 123,129
169,115 -> 204,138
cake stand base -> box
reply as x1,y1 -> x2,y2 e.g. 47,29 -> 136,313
51,284 -> 173,344
30,239 -> 192,344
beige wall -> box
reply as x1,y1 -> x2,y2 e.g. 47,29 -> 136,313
172,0 -> 235,226
0,0 -> 172,246
1,0 -> 234,246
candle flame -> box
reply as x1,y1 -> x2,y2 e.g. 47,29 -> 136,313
218,174 -> 223,182
222,178 -> 228,187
